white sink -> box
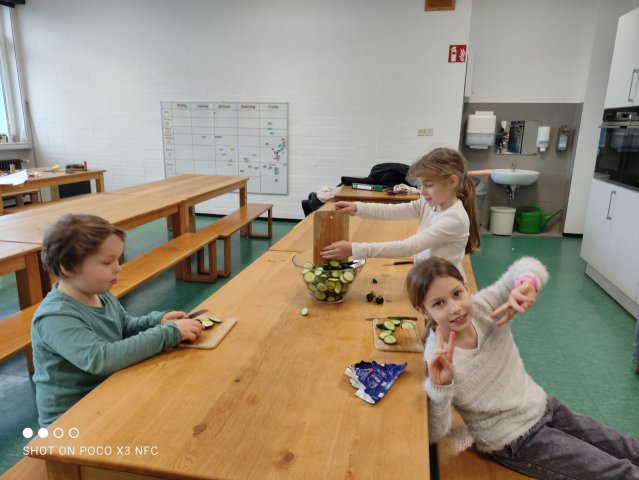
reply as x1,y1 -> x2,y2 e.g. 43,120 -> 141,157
490,169 -> 540,186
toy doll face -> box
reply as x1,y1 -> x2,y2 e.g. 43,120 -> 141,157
421,275 -> 473,337
63,234 -> 124,295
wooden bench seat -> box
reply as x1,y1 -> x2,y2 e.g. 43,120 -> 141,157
194,203 -> 273,277
438,410 -> 532,479
0,456 -> 47,480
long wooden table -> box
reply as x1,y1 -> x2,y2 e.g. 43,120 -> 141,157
0,175 -> 248,302
0,168 -> 105,215
27,249 -> 429,479
334,185 -> 420,203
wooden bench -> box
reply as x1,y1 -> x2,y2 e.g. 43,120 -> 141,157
1,188 -> 40,214
0,456 -> 47,480
437,255 -> 532,479
192,203 -> 273,277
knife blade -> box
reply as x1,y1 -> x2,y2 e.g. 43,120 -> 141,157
365,316 -> 418,321
186,308 -> 208,319
381,260 -> 414,266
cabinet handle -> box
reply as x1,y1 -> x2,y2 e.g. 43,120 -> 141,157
628,69 -> 638,103
606,190 -> 616,220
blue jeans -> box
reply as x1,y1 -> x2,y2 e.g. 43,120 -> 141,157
489,397 -> 639,480
634,313 -> 639,365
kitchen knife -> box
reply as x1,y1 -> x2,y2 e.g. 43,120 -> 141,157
186,308 -> 208,319
381,260 -> 414,266
365,316 -> 418,321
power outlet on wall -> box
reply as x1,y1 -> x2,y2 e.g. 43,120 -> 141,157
417,128 -> 433,136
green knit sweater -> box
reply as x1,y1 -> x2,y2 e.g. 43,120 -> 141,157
31,287 -> 182,426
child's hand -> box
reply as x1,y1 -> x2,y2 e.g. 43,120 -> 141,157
172,318 -> 204,343
160,311 -> 187,324
428,326 -> 455,386
334,201 -> 357,215
490,282 -> 538,326
320,241 -> 353,260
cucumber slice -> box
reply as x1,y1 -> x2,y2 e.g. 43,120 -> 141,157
317,283 -> 328,292
331,271 -> 340,278
300,307 -> 309,316
326,296 -> 336,302
401,321 -> 415,329
314,291 -> 326,300
303,262 -> 314,269
382,320 -> 396,331
342,271 -> 355,282
209,316 -> 223,323
329,260 -> 340,268
326,280 -> 336,290
378,330 -> 393,339
303,272 -> 315,283
334,283 -> 342,294
198,318 -> 214,328
382,334 -> 397,345
391,319 -> 401,326
308,283 -> 318,292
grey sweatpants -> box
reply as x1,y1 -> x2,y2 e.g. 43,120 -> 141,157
488,397 -> 639,480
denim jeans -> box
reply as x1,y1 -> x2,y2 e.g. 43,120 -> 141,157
489,397 -> 639,480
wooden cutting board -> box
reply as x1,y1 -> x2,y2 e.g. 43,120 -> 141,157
372,320 -> 424,353
178,317 -> 237,349
313,209 -> 349,265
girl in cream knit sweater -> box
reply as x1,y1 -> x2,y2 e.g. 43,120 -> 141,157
406,257 -> 639,480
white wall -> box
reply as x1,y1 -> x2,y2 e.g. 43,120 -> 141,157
14,0 -> 472,219
466,0 -> 597,103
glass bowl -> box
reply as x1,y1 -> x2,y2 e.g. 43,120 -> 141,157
292,254 -> 366,304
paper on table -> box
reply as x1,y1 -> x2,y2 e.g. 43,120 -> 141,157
0,170 -> 28,186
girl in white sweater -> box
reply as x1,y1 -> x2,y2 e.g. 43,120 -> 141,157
406,256 -> 639,480
321,148 -> 480,279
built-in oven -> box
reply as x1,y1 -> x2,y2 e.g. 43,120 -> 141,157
596,107 -> 639,189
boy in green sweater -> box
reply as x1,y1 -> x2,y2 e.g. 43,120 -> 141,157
32,213 -> 203,426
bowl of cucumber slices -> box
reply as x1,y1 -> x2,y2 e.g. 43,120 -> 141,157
292,254 -> 365,303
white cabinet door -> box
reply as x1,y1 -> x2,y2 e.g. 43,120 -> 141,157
606,187 -> 639,300
580,179 -> 615,274
604,8 -> 639,109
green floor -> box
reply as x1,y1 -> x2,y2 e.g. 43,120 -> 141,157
1,225 -> 638,475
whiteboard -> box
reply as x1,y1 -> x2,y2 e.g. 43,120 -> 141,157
161,102 -> 288,194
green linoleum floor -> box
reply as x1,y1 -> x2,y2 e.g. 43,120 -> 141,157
1,227 -> 638,474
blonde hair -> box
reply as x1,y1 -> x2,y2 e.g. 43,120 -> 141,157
406,256 -> 466,340
41,214 -> 126,278
408,148 -> 480,254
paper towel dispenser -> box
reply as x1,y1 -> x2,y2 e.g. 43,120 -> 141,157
465,111 -> 496,149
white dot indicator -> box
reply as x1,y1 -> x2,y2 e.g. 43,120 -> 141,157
38,428 -> 49,438
53,427 -> 64,439
22,428 -> 33,439
68,428 -> 80,439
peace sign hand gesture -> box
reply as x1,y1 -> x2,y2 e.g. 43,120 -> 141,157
428,326 -> 455,386
490,282 -> 538,326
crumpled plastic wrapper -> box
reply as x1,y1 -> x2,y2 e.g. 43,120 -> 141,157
345,360 -> 407,404
393,183 -> 420,194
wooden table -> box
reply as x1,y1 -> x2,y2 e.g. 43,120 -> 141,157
0,168 -> 105,215
0,241 -> 43,309
28,250 -> 429,479
334,185 -> 420,203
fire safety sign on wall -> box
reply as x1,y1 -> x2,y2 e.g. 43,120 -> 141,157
448,45 -> 467,63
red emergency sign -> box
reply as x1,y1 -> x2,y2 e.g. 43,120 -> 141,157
448,45 -> 467,63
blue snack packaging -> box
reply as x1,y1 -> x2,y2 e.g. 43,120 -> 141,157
344,360 -> 407,404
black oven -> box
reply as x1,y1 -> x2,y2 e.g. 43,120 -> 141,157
596,107 -> 639,189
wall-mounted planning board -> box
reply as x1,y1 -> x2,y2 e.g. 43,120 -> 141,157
161,102 -> 288,194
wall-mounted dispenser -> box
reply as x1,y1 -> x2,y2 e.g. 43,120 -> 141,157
556,125 -> 570,151
537,126 -> 551,152
465,111 -> 496,149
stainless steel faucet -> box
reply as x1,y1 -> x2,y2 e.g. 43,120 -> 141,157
511,162 -> 516,171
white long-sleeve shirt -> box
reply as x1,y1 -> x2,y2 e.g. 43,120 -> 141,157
424,257 -> 549,453
351,198 -> 470,278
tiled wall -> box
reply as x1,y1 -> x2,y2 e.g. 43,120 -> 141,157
459,103 -> 582,233
14,0 -> 472,219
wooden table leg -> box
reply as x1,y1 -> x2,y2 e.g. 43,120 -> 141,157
95,172 -> 105,193
15,252 -> 44,309
174,203 -> 189,280
239,183 -> 248,237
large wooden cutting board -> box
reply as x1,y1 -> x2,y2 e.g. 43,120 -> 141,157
178,317 -> 237,349
372,320 -> 424,353
313,209 -> 349,265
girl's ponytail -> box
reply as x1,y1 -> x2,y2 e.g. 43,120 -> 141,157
458,175 -> 480,254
